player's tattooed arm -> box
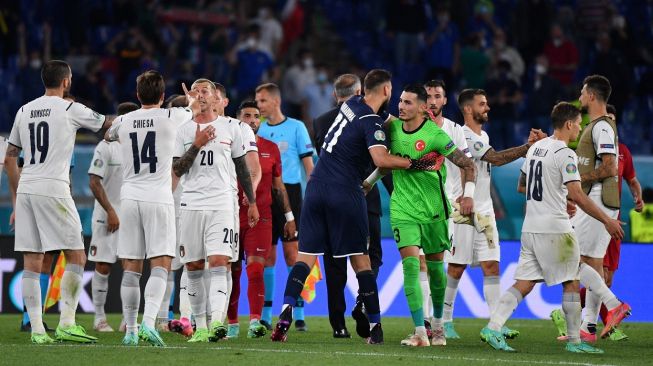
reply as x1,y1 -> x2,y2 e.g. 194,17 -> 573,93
272,176 -> 292,214
580,153 -> 618,184
481,144 -> 530,166
517,172 -> 527,194
446,148 -> 476,184
5,144 -> 21,208
172,146 -> 200,177
234,155 -> 256,203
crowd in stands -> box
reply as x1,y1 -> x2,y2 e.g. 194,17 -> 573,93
1,0 -> 653,152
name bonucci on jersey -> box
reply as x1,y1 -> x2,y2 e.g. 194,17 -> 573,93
9,96 -> 105,198
107,107 -> 193,205
521,137 -> 581,233
463,125 -> 493,215
88,140 -> 123,220
174,116 -> 246,211
440,118 -> 471,201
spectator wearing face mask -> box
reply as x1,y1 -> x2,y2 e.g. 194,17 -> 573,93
302,64 -> 335,124
543,24 -> 579,87
486,28 -> 524,84
281,49 -> 316,118
526,55 -> 563,130
231,24 -> 275,101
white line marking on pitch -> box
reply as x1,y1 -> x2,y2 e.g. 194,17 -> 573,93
4,343 -> 616,366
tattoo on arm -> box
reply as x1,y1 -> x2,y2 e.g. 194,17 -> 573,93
234,155 -> 255,203
482,145 -> 529,166
580,154 -> 617,184
519,172 -> 527,188
272,177 -> 292,213
6,144 -> 20,158
446,149 -> 477,184
172,145 -> 200,177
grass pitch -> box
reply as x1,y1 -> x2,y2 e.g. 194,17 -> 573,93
0,314 -> 651,366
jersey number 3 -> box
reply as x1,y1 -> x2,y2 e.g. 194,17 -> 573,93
129,131 -> 158,174
526,160 -> 543,201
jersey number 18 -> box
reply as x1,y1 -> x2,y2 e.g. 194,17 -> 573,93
526,160 -> 543,201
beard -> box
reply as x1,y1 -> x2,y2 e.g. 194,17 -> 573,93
429,105 -> 443,117
473,110 -> 488,123
580,105 -> 589,114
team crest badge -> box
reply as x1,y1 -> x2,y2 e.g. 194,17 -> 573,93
374,130 -> 386,141
415,140 -> 425,151
179,245 -> 185,258
566,163 -> 577,174
90,245 -> 97,257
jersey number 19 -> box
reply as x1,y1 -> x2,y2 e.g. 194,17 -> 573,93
28,121 -> 49,164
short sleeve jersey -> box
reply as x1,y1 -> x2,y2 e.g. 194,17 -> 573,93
388,118 -> 457,223
441,117 -> 471,201
239,137 -> 281,221
9,96 -> 105,197
586,119 -> 618,196
240,121 -> 258,153
257,116 -> 313,184
88,140 -> 123,220
521,137 -> 580,233
174,116 -> 246,211
463,125 -> 494,215
311,95 -> 388,189
618,142 -> 634,197
108,107 -> 192,205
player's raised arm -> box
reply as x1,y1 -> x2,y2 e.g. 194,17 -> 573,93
567,181 -> 624,240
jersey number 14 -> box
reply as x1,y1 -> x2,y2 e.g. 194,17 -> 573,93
129,131 -> 158,174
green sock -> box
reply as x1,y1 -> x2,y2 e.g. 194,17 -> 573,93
426,259 -> 446,319
402,256 -> 424,327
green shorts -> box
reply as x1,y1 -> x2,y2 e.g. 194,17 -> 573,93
391,220 -> 451,255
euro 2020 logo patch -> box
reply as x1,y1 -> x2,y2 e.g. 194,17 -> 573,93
473,141 -> 484,151
93,159 -> 104,168
566,163 -> 577,174
374,130 -> 386,141
415,139 -> 425,151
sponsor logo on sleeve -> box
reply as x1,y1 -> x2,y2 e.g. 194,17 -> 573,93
250,141 -> 257,147
374,130 -> 386,141
600,144 -> 614,149
445,141 -> 455,150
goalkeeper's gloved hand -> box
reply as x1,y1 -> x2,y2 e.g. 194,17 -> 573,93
409,151 -> 445,171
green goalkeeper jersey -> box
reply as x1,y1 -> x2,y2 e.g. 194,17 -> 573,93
388,118 -> 457,223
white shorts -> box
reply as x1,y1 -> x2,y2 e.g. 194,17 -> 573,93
170,214 -> 183,270
179,209 -> 237,264
88,217 -> 119,263
14,193 -> 84,253
117,199 -> 176,260
514,232 -> 580,286
571,195 -> 618,258
445,215 -> 500,265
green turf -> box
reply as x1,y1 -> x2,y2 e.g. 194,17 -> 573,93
1,314 -> 651,365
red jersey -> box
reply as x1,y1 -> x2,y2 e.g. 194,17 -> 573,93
239,136 -> 282,221
617,143 -> 635,197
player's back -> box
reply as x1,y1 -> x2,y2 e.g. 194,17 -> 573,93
111,107 -> 192,205
313,95 -> 387,190
89,140 -> 123,217
522,137 -> 580,234
9,96 -> 105,197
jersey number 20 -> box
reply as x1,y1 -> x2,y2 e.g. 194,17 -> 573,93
526,160 -> 543,201
129,131 -> 158,174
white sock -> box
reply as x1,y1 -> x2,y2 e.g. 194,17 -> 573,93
92,271 -> 110,323
142,267 -> 168,329
203,267 -> 211,318
121,271 -> 142,334
415,325 -> 427,337
488,287 -> 522,331
483,275 -> 501,316
22,270 -> 45,334
158,270 -> 174,321
419,271 -> 431,320
210,266 -> 229,324
187,269 -> 207,329
179,268 -> 191,319
223,267 -> 233,323
562,292 -> 581,343
59,264 -> 84,328
578,263 -> 620,331
443,274 -> 459,322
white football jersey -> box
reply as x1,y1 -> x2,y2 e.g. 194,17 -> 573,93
174,116 -> 246,210
0,136 -> 7,187
108,107 -> 192,205
88,140 -> 123,221
9,96 -> 105,197
441,117 -> 471,201
240,120 -> 258,153
463,125 -> 493,214
521,137 -> 580,233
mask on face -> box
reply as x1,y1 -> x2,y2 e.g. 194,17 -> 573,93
535,64 -> 547,75
303,58 -> 313,69
552,38 -> 562,47
246,37 -> 257,49
30,59 -> 42,70
317,72 -> 327,83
